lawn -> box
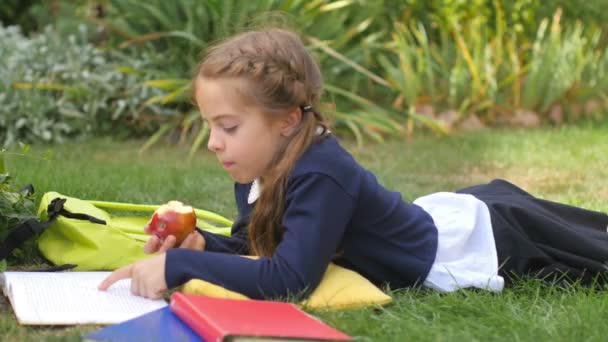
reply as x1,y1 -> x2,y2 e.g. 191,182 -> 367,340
2,121 -> 608,341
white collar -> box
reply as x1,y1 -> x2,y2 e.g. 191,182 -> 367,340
246,126 -> 329,205
247,178 -> 261,204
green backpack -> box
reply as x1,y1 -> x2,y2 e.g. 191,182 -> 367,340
31,192 -> 232,271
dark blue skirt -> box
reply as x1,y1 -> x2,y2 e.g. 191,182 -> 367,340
457,179 -> 608,285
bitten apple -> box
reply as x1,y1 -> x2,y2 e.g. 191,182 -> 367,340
145,201 -> 196,244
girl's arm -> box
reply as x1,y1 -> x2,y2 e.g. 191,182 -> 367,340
165,173 -> 355,299
196,219 -> 249,254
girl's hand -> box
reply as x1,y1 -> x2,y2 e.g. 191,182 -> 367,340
143,231 -> 206,254
98,253 -> 167,299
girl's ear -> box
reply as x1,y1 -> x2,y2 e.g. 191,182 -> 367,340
279,107 -> 303,137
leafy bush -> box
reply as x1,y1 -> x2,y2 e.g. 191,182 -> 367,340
0,156 -> 37,271
521,13 -> 607,113
0,0 -> 41,33
4,1 -> 608,148
396,0 -> 608,42
377,7 -> 608,130
93,0 -> 411,147
0,174 -> 36,243
93,0 -> 608,145
0,24 -> 167,148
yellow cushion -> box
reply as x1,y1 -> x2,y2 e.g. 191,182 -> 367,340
181,261 -> 392,310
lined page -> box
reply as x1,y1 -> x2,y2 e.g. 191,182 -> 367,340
1,272 -> 167,325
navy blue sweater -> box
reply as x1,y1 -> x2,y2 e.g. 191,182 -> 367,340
165,135 -> 438,299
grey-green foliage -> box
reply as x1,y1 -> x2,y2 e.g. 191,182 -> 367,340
0,25 -> 166,148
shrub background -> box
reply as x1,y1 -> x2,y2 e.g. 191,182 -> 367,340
1,0 -> 607,148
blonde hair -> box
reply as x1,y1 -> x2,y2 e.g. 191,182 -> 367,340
194,29 -> 327,256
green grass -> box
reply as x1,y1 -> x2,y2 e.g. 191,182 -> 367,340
2,120 -> 608,341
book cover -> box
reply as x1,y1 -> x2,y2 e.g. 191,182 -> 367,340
82,306 -> 201,342
170,293 -> 352,341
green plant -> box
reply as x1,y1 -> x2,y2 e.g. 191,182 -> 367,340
376,5 -> 608,130
378,2 -> 512,129
0,166 -> 37,271
0,0 -> 42,33
0,24 -> 167,148
522,10 -> 608,114
99,0 -> 608,147
95,0 -> 419,149
11,0 -> 606,149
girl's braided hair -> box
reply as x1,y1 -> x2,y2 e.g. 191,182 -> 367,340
194,29 -> 327,256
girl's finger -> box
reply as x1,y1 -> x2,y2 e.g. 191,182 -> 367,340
139,280 -> 147,299
179,232 -> 196,249
193,233 -> 206,251
180,232 -> 205,250
143,235 -> 161,254
130,275 -> 139,297
98,265 -> 133,291
157,235 -> 176,253
152,288 -> 165,300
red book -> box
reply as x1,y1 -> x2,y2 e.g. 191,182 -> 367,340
170,293 -> 352,342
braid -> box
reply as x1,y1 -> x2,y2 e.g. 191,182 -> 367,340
194,29 -> 326,256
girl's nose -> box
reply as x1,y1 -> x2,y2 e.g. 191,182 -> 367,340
207,129 -> 223,152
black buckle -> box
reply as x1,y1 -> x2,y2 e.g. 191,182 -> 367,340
47,198 -> 67,220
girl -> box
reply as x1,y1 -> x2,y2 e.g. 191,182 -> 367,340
99,28 -> 608,300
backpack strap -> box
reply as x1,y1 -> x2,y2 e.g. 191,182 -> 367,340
0,219 -> 77,272
0,219 -> 52,261
46,198 -> 107,225
1,195 -> 105,271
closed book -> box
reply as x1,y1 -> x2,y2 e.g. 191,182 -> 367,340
170,293 -> 352,342
82,306 -> 201,342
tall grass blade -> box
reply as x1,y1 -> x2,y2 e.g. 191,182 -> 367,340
139,121 -> 176,154
188,120 -> 209,161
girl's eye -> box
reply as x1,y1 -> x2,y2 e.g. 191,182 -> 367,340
223,126 -> 238,134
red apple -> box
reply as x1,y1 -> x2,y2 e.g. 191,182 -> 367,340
145,201 -> 196,244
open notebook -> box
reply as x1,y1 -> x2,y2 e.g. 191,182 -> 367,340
0,271 -> 167,325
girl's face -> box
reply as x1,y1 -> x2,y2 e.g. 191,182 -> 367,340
195,77 -> 292,184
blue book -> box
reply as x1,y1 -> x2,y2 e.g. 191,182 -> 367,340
82,306 -> 201,342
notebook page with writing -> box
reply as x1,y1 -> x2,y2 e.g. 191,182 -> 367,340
1,272 -> 167,325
